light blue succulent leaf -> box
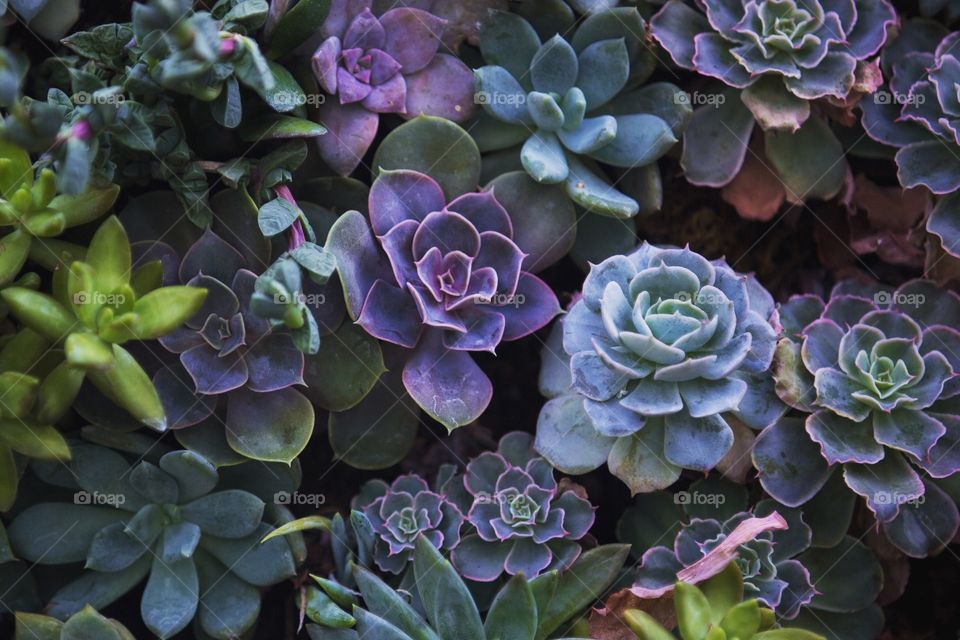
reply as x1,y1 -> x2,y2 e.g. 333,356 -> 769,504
799,536 -> 883,612
764,117 -> 847,202
474,66 -> 533,126
560,86 -> 587,131
531,34 -> 579,94
565,153 -> 640,218
620,333 -> 685,365
159,450 -> 218,502
874,409 -> 945,461
581,255 -> 636,312
681,91 -> 754,187
883,478 -> 959,558
539,321 -> 572,398
604,82 -> 693,137
584,398 -> 646,437
557,115 -> 618,154
739,310 -> 777,373
480,11 -> 541,86
812,368 -> 873,422
608,418 -> 682,493
589,114 -> 677,168
141,555 -> 198,639
752,416 -> 833,507
180,490 -> 265,539
527,91 -> 566,131
576,38 -> 629,110
129,461 -> 179,505
124,504 -> 166,546
9,503 -> 126,564
71,445 -> 145,512
521,131 -> 569,184
161,522 -> 202,563
596,341 -> 656,379
600,280 -> 634,337
731,371 -> 787,430
619,377 -> 683,415
663,412 -> 733,471
85,522 -> 151,572
860,94 -> 929,146
562,300 -> 606,353
678,377 -> 748,418
200,524 -> 296,586
844,453 -> 924,522
570,351 -> 629,401
800,319 -> 844,373
535,394 -> 616,474
47,555 -> 152,619
195,550 -> 262,639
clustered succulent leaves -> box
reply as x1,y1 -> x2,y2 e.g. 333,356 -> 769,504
537,243 -> 782,493
0,0 -> 958,638
652,0 -> 896,218
474,7 -> 689,218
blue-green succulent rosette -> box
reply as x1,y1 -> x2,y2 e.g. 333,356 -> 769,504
754,279 -> 960,557
536,243 -> 785,493
472,8 -> 690,219
650,0 -> 896,218
861,20 -> 960,259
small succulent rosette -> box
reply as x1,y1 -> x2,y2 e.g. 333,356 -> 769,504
861,21 -> 960,260
473,7 -> 689,219
537,243 -> 784,493
351,474 -> 464,574
311,0 -> 475,175
754,280 -> 960,557
7,446 -> 302,639
327,167 -> 561,430
617,477 -> 884,637
442,432 -> 596,582
651,0 -> 896,219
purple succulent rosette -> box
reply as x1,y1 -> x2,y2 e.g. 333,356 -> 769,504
353,474 -> 464,574
312,0 -> 475,175
327,169 -> 561,429
754,279 -> 960,557
147,229 -> 317,463
861,22 -> 960,258
651,0 -> 895,209
536,243 -> 783,493
447,432 -> 595,582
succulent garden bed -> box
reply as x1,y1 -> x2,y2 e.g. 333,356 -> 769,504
0,0 -> 958,638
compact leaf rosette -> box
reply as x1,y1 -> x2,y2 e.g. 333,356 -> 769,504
537,243 -> 783,493
651,0 -> 896,219
754,280 -> 960,558
7,446 -> 302,639
328,166 -> 561,431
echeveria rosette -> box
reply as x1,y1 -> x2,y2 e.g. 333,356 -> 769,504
151,229 -> 316,464
473,9 -> 689,219
311,0 -> 475,176
352,474 -> 463,574
447,432 -> 595,582
754,280 -> 960,557
7,446 -> 300,639
652,0 -> 895,216
536,243 -> 783,494
327,169 -> 561,429
861,25 -> 960,258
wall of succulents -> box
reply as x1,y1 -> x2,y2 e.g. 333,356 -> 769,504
0,0 -> 957,638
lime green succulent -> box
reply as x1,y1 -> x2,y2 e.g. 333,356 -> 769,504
0,141 -> 119,285
0,215 -> 207,430
626,564 -> 825,640
15,605 -> 135,640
